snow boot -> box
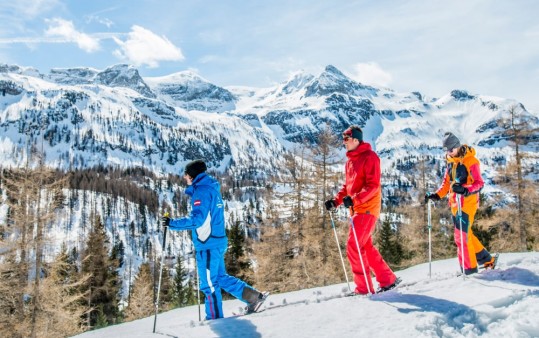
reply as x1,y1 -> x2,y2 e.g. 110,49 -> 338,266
243,289 -> 269,314
484,253 -> 499,270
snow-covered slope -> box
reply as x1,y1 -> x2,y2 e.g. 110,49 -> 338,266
73,252 -> 539,338
145,71 -> 236,113
0,65 -> 285,175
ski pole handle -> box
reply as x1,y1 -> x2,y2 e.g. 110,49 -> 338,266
162,212 -> 169,246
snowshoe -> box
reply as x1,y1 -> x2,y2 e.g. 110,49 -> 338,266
483,253 -> 499,270
376,277 -> 402,293
245,291 -> 270,314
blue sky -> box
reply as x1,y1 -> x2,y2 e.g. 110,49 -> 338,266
1,0 -> 538,112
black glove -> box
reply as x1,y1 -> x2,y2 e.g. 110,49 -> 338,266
161,215 -> 171,228
324,199 -> 336,211
424,192 -> 441,203
343,196 -> 353,208
452,183 -> 469,196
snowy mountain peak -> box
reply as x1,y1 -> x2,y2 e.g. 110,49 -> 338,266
95,64 -> 155,98
304,64 -> 378,97
1,62 -> 538,178
145,70 -> 236,112
278,71 -> 315,95
0,63 -> 41,77
47,67 -> 99,85
450,89 -> 476,101
323,64 -> 347,78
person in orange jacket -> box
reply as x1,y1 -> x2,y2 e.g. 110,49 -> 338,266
325,125 -> 399,294
425,132 -> 497,275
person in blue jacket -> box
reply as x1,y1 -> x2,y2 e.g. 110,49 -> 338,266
162,159 -> 267,319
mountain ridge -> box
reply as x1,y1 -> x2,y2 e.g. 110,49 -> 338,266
1,62 -> 538,179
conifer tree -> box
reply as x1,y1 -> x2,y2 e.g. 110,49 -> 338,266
225,221 -> 253,285
378,218 -> 396,264
124,263 -> 153,321
0,156 -> 68,338
376,218 -> 404,268
35,245 -> 88,337
0,252 -> 24,338
170,254 -> 196,308
80,216 -> 120,329
153,259 -> 172,311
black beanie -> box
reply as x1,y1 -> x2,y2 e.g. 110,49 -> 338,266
184,159 -> 207,179
343,126 -> 363,142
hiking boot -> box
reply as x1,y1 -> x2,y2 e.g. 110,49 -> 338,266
484,253 -> 499,270
245,291 -> 269,314
376,277 -> 402,293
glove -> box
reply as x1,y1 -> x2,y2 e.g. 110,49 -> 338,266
343,196 -> 353,208
324,199 -> 336,211
424,192 -> 441,203
161,215 -> 171,228
452,183 -> 469,196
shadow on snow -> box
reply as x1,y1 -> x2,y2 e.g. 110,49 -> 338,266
208,316 -> 261,338
371,292 -> 486,334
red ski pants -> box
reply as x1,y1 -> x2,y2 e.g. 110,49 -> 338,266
347,213 -> 396,294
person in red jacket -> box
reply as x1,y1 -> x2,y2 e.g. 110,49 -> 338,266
425,132 -> 497,275
325,125 -> 399,295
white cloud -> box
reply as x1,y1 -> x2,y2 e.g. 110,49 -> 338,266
112,25 -> 184,68
84,6 -> 117,28
0,0 -> 60,19
350,62 -> 392,87
45,18 -> 100,52
84,15 -> 114,28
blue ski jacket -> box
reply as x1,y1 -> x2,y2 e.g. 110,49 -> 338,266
168,173 -> 228,250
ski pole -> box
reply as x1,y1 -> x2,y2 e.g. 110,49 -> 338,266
428,200 -> 432,278
329,210 -> 352,293
456,195 -> 466,280
348,208 -> 372,295
153,212 -> 169,333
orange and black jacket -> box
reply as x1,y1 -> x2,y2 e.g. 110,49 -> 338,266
435,145 -> 484,210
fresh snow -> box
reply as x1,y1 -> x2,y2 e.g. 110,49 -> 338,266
73,252 -> 539,338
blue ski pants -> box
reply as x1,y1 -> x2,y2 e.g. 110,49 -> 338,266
197,247 -> 253,320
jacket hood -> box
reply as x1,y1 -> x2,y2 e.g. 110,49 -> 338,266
185,173 -> 220,196
446,145 -> 476,163
346,142 -> 372,159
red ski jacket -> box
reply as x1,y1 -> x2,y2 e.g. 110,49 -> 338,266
334,142 -> 382,218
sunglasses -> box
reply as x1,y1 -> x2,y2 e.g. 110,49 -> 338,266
343,136 -> 351,141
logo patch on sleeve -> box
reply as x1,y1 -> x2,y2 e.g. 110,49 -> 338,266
194,200 -> 202,206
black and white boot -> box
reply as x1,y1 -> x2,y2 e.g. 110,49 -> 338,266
376,277 -> 402,293
245,291 -> 270,314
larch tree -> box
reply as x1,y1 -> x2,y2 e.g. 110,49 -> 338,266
35,245 -> 88,337
0,153 -> 69,338
124,263 -> 153,321
494,104 -> 539,251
